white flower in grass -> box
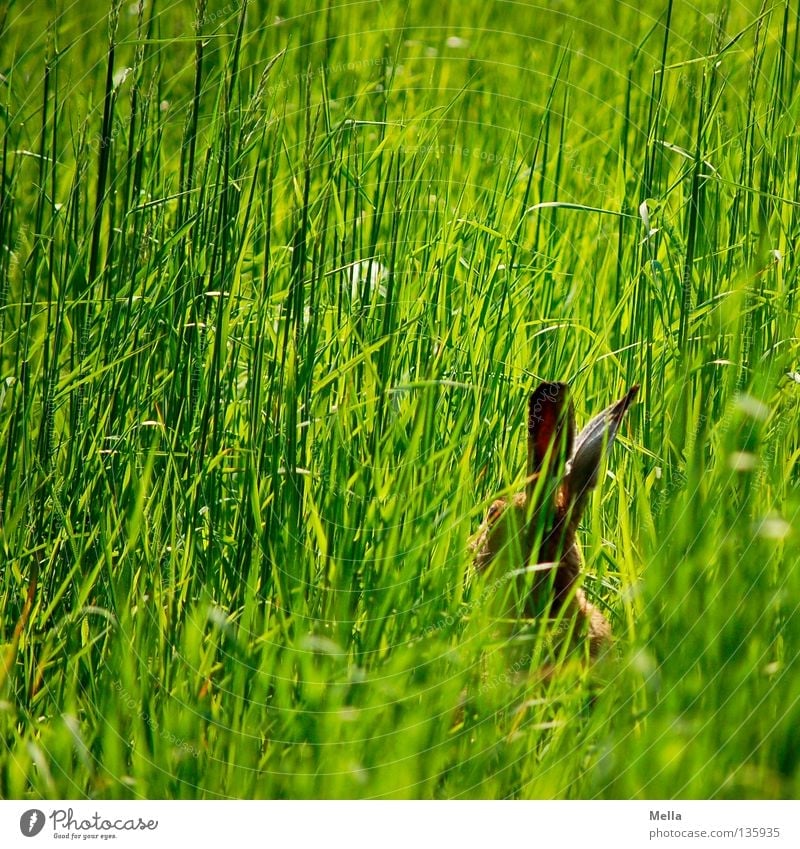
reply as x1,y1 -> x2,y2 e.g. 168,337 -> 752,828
346,259 -> 388,301
734,393 -> 770,421
445,36 -> 469,49
754,513 -> 791,540
113,67 -> 132,91
728,451 -> 758,471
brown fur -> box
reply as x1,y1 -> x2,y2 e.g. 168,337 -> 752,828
471,383 -> 637,657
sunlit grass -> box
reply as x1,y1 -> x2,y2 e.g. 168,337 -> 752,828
0,0 -> 798,799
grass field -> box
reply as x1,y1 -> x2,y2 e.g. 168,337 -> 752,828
0,0 -> 799,799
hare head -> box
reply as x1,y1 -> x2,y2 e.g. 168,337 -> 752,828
471,381 -> 638,654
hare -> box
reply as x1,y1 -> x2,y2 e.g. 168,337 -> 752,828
471,381 -> 638,656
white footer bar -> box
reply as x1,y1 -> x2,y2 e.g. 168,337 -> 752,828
2,800 -> 797,848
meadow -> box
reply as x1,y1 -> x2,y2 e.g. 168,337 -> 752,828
0,0 -> 799,799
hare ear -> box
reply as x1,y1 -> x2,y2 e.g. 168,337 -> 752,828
562,384 -> 639,514
527,382 -> 575,480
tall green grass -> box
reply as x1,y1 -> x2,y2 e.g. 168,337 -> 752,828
0,0 -> 798,798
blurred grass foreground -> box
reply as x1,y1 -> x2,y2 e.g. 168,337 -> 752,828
0,0 -> 798,799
